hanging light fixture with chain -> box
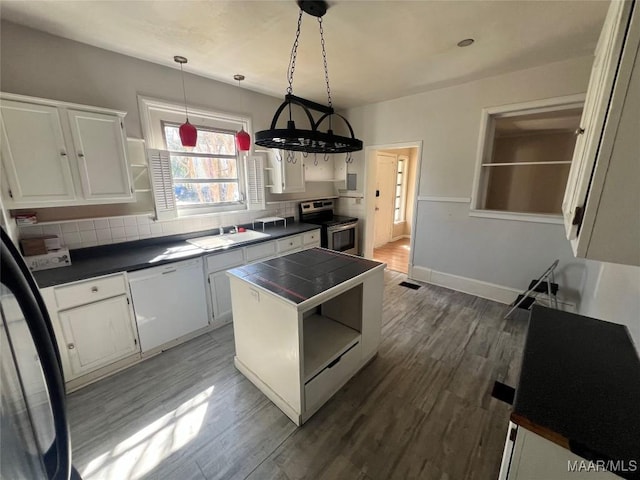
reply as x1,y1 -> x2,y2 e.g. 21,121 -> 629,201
254,0 -> 362,157
174,55 -> 197,148
233,74 -> 252,153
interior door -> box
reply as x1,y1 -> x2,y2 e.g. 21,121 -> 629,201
0,100 -> 76,204
66,109 -> 133,201
374,153 -> 397,247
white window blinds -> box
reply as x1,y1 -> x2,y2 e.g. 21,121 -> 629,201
147,148 -> 177,220
245,154 -> 266,211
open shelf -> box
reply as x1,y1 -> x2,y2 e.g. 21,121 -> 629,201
303,313 -> 360,382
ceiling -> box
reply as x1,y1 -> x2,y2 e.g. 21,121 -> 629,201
0,1 -> 609,109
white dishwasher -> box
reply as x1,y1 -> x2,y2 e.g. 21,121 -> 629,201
128,257 -> 209,353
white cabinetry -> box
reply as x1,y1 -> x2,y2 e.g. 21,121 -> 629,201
304,154 -> 347,187
499,423 -> 618,480
205,249 -> 245,329
0,92 -> 134,208
267,149 -> 305,193
58,295 -> 138,378
302,230 -> 321,248
40,273 -> 139,386
562,1 -> 639,265
67,109 -> 132,201
277,234 -> 303,254
0,100 -> 76,204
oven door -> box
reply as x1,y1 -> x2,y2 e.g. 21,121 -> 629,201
327,222 -> 358,255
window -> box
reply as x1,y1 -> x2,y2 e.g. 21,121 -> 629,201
394,156 -> 408,223
471,95 -> 585,222
138,96 -> 260,217
162,122 -> 241,207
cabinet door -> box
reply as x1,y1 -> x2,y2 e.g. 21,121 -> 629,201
270,150 -> 305,193
562,0 -> 633,240
67,109 -> 133,201
0,100 -> 76,204
209,271 -> 233,329
282,151 -> 305,192
58,294 -> 138,379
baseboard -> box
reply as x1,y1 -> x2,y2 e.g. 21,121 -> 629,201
409,266 -> 575,311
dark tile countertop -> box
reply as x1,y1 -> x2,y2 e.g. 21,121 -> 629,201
513,306 -> 640,479
33,222 -> 321,289
227,248 -> 384,305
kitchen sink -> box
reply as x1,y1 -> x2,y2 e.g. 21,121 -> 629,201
186,230 -> 270,250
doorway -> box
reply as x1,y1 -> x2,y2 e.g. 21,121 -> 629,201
367,145 -> 420,274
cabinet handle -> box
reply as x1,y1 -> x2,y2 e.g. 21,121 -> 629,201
91,286 -> 98,293
575,127 -> 585,136
78,152 -> 85,158
67,343 -> 75,350
60,151 -> 67,156
162,269 -> 177,275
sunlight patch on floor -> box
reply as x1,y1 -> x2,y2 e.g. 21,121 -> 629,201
82,386 -> 214,479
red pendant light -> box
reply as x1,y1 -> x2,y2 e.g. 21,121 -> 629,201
233,74 -> 251,153
174,56 -> 197,148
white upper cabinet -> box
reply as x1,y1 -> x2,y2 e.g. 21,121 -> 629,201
0,99 -> 76,204
562,1 -> 639,265
267,149 -> 305,193
0,92 -> 134,208
67,109 -> 132,201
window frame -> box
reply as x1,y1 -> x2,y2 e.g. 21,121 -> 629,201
138,95 -> 252,216
161,121 -> 244,213
394,156 -> 409,224
469,94 -> 585,224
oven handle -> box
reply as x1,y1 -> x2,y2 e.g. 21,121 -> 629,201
327,222 -> 358,233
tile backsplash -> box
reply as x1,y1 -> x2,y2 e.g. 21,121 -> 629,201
18,203 -> 299,250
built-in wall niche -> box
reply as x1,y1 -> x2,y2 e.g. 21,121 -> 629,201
471,95 -> 585,221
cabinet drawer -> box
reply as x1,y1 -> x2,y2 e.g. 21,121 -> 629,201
305,341 -> 362,411
206,249 -> 244,273
54,274 -> 127,310
245,241 -> 276,263
303,230 -> 320,246
277,235 -> 303,253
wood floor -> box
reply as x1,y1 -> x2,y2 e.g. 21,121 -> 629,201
373,238 -> 411,274
67,270 -> 528,480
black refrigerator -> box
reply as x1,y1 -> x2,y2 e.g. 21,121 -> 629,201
1,226 -> 81,479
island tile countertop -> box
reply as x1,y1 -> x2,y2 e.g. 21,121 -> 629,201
33,222 -> 320,288
512,306 -> 640,479
227,247 -> 384,304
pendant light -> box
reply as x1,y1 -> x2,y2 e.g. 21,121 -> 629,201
233,74 -> 251,153
174,55 -> 197,148
255,0 -> 362,156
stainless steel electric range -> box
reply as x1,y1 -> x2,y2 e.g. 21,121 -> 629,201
299,199 -> 359,255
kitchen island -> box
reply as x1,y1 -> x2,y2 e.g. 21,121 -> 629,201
227,248 -> 385,425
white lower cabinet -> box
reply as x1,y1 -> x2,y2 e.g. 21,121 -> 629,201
57,294 -> 138,378
206,250 -> 245,329
41,272 -> 139,385
499,423 -> 619,480
209,270 -> 234,329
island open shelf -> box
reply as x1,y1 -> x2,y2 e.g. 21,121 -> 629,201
303,313 -> 361,382
227,248 -> 385,425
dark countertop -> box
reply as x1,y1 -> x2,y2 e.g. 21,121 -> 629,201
513,306 -> 640,479
33,222 -> 320,288
227,247 -> 384,304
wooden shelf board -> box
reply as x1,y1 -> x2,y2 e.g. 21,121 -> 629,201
303,313 -> 360,381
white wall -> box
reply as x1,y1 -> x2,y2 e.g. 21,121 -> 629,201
579,261 -> 640,354
341,56 -> 595,304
